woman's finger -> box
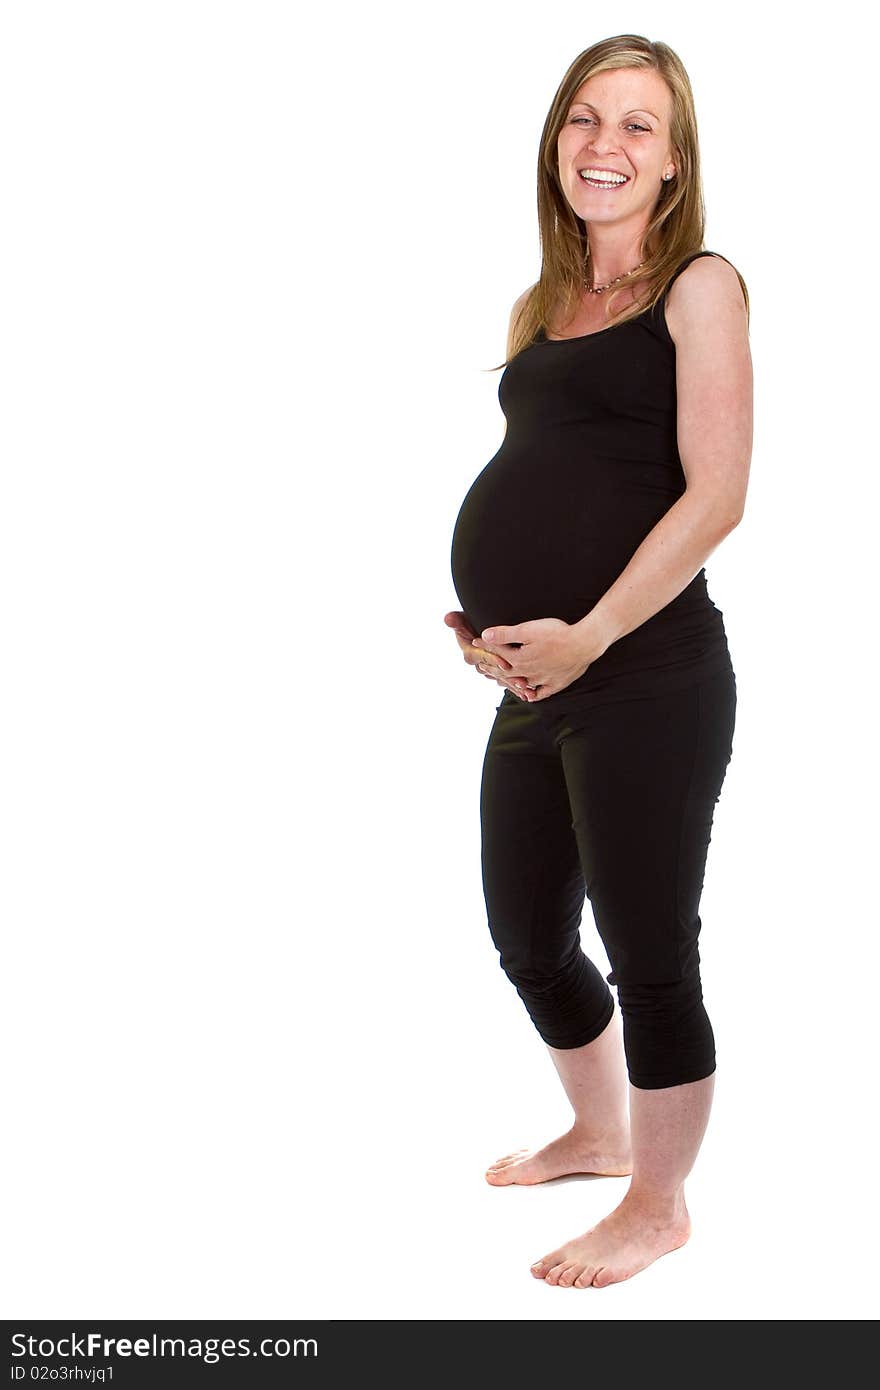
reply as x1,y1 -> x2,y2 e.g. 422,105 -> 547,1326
471,654 -> 536,700
471,643 -> 512,672
479,663 -> 525,699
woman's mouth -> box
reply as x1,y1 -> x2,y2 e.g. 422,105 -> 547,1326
578,168 -> 630,191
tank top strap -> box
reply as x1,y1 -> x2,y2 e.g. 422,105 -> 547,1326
663,250 -> 723,297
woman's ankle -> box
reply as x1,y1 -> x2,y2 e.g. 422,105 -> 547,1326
570,1118 -> 631,1150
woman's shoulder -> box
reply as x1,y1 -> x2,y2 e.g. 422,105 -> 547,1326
505,284 -> 539,355
509,284 -> 536,329
664,251 -> 749,341
667,250 -> 743,292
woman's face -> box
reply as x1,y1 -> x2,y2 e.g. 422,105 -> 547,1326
556,67 -> 677,229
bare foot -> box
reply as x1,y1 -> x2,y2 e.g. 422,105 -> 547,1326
529,1193 -> 691,1287
485,1126 -> 632,1185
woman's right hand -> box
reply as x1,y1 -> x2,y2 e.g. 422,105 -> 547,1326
443,611 -> 536,701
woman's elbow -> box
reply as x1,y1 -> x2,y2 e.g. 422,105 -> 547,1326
688,488 -> 746,535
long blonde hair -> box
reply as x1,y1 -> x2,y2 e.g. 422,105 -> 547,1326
493,34 -> 749,369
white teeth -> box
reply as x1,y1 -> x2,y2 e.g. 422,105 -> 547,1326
579,169 -> 628,184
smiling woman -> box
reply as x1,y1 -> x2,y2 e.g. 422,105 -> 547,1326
445,32 -> 752,1294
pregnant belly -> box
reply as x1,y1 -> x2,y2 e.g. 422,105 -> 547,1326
450,446 -> 682,636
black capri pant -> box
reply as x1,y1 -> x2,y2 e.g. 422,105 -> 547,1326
479,662 -> 737,1089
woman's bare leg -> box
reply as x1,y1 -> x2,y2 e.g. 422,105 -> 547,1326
485,1009 -> 632,1185
529,1071 -> 715,1287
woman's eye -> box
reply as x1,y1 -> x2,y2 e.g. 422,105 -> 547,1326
570,118 -> 649,132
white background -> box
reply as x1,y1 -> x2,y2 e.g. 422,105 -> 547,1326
2,0 -> 878,1321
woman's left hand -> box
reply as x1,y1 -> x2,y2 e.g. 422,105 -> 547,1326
471,617 -> 604,700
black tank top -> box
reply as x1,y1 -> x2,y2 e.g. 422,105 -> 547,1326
450,250 -> 735,703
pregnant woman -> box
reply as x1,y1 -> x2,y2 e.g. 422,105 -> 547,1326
446,35 -> 752,1289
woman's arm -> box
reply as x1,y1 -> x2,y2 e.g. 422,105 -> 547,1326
574,254 -> 753,659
